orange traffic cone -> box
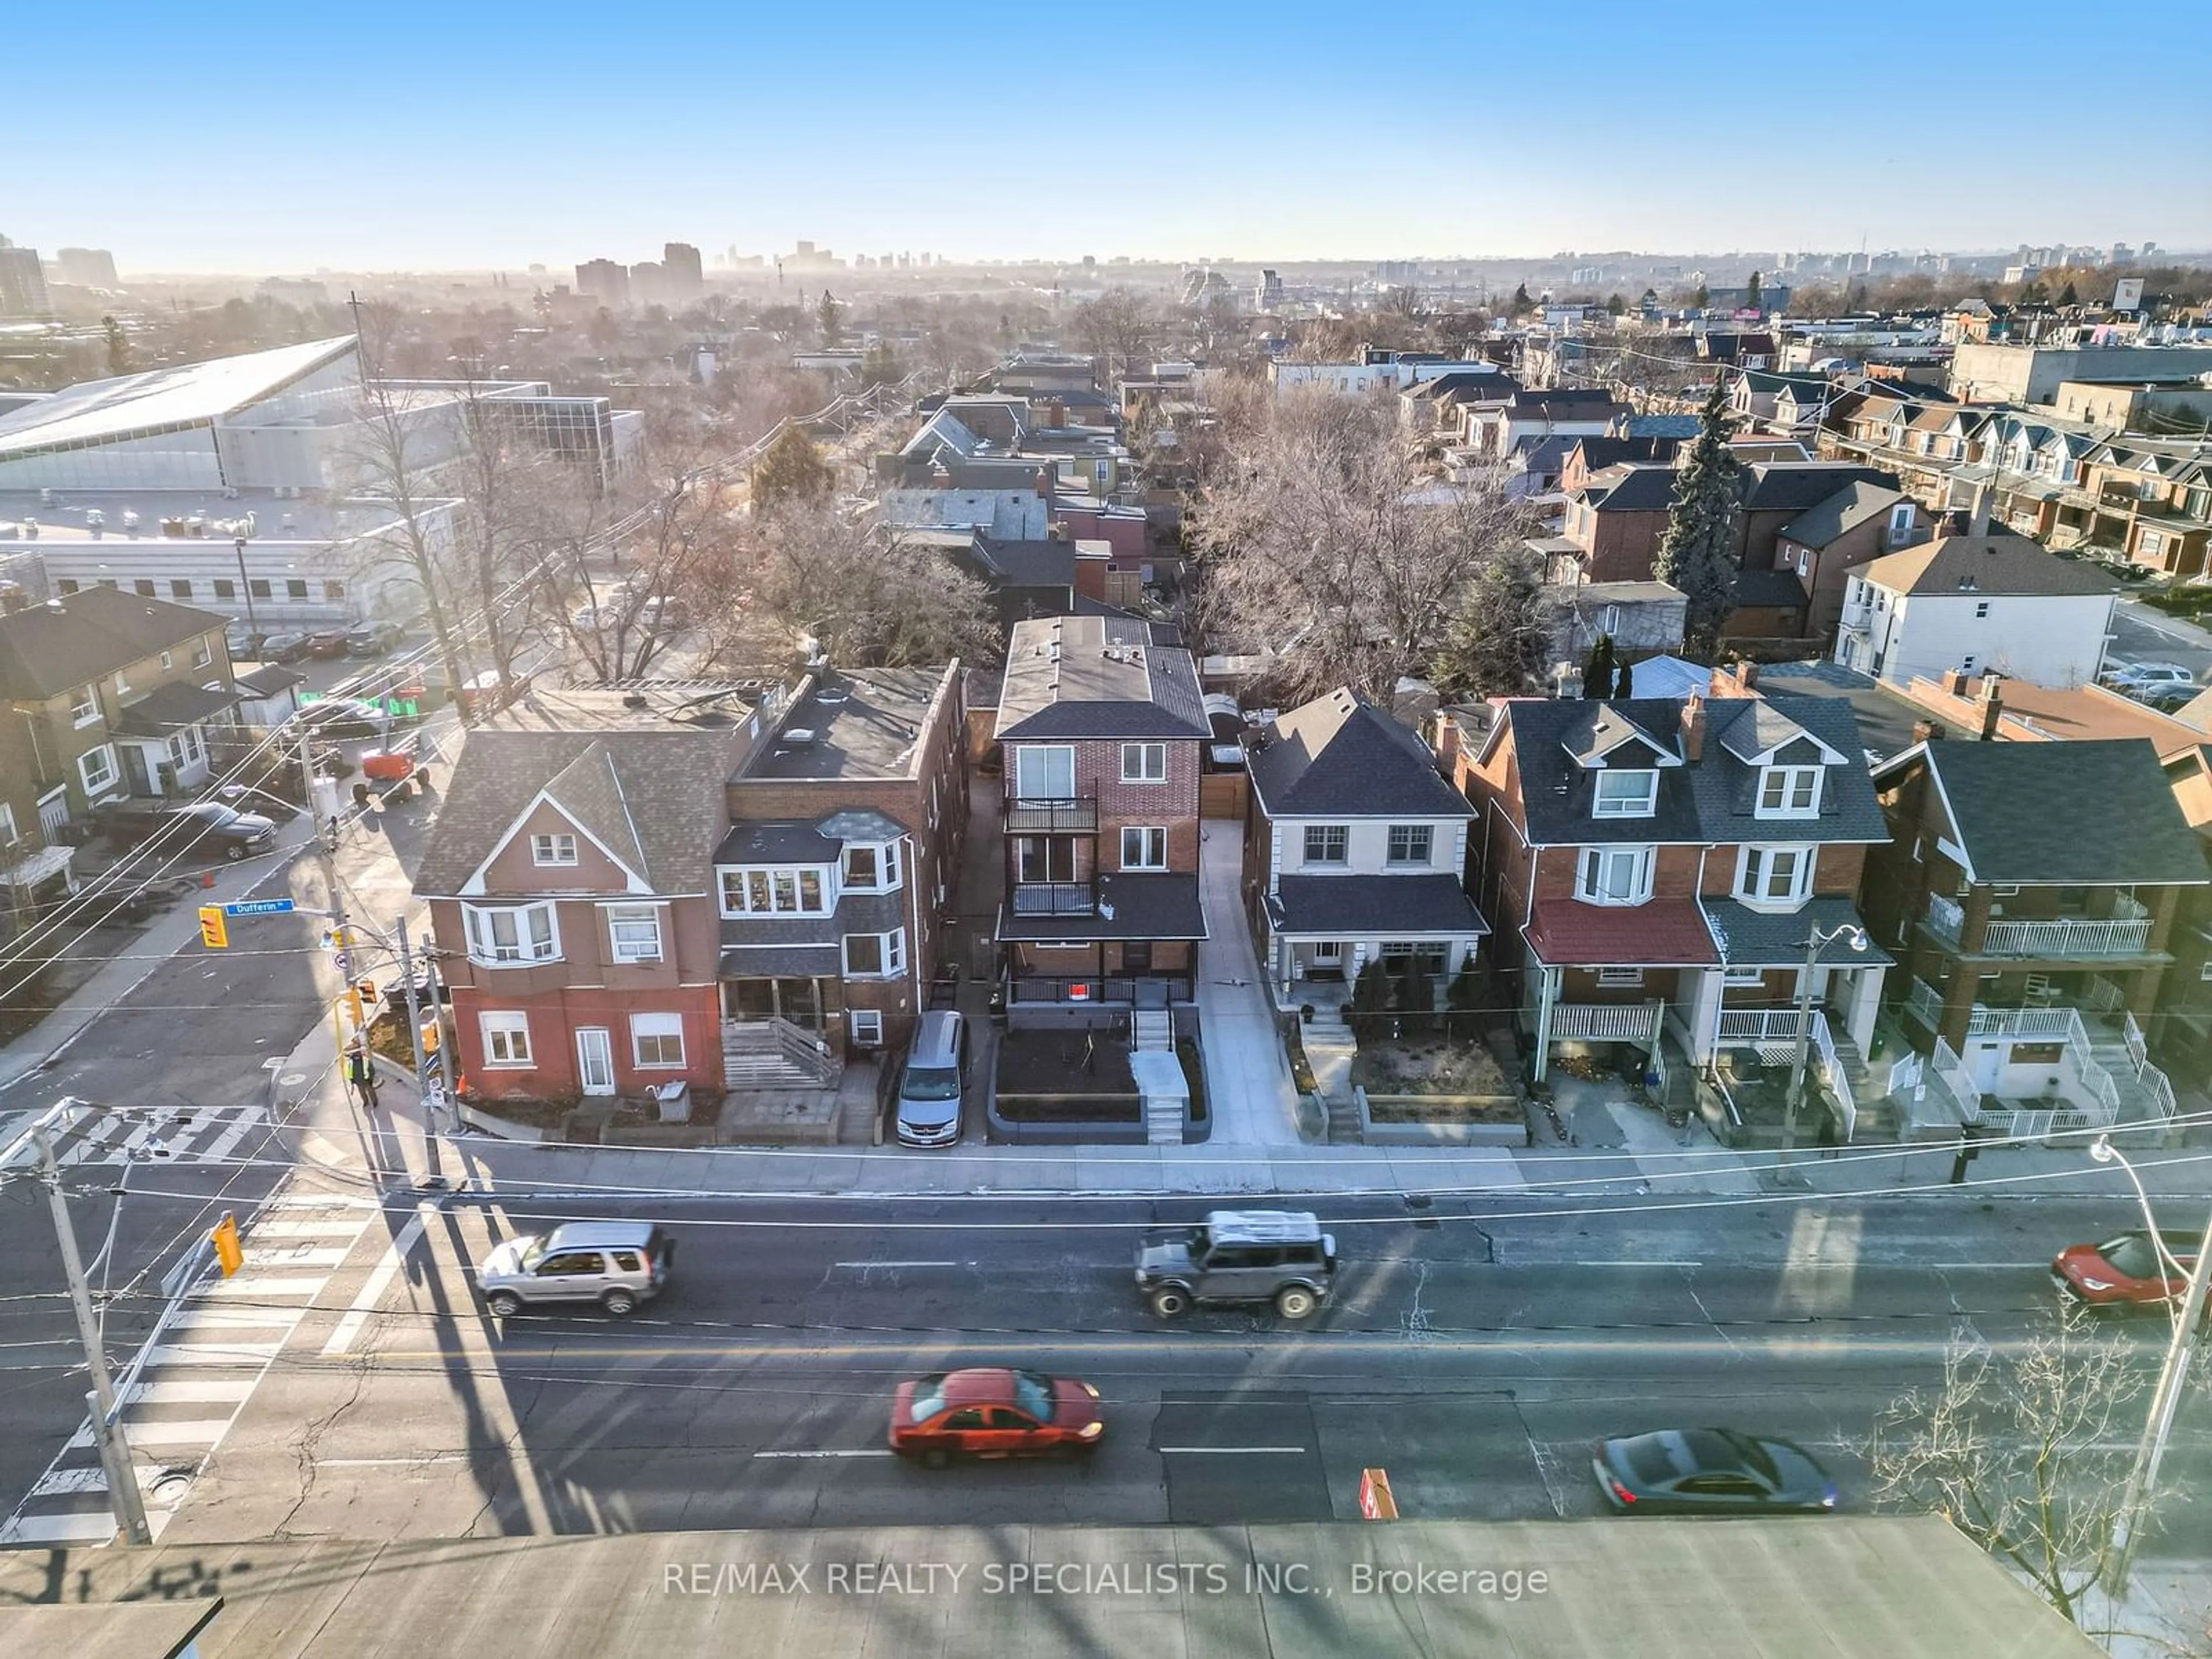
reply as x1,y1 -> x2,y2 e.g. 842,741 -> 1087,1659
201,869 -> 217,889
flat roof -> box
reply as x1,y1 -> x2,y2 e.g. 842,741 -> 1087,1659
0,336 -> 357,459
0,1519 -> 2099,1659
1898,673 -> 2209,760
478,682 -> 770,737
0,490 -> 408,550
743,666 -> 950,781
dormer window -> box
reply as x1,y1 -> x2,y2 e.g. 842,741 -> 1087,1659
1758,766 -> 1822,819
1593,769 -> 1657,818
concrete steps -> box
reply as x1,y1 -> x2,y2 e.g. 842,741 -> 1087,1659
1132,1009 -> 1174,1052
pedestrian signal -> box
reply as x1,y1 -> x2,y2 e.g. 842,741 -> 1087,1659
211,1213 -> 243,1277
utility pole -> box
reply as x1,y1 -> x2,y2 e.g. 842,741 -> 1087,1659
395,915 -> 446,1184
2105,1195 -> 2212,1597
1780,921 -> 1869,1174
33,1120 -> 153,1546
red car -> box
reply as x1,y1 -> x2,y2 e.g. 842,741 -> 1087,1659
2052,1231 -> 2203,1314
889,1367 -> 1103,1467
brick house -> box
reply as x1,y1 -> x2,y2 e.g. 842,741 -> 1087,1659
995,613 -> 1208,1025
1436,666 -> 1893,1137
1771,479 -> 1930,637
1865,737 -> 2198,1136
1241,687 -> 1487,1007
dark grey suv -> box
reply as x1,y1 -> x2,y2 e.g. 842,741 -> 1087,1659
1135,1210 -> 1338,1320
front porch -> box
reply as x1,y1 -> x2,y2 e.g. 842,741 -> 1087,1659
719,975 -> 842,1088
1900,979 -> 2178,1138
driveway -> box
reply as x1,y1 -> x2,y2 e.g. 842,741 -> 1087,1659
1194,824 -> 1303,1146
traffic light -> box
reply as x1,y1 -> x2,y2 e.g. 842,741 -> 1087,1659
418,1014 -> 442,1058
210,1213 -> 243,1277
198,907 -> 229,949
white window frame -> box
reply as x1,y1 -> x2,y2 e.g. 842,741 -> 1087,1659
1723,965 -> 1766,986
1304,824 -> 1349,865
165,726 -> 206,770
193,637 -> 213,669
1595,967 -> 1645,988
606,903 -> 664,964
113,669 -> 130,695
462,901 -> 561,965
1756,766 -> 1823,819
1577,844 -> 1654,906
77,744 -> 119,798
1386,824 -> 1433,866
849,1009 -> 884,1047
718,867 -> 829,916
1013,744 -> 1074,800
842,929 -> 907,979
630,1012 -> 685,1069
1888,502 -> 1915,541
531,833 -> 578,868
69,685 -> 100,728
0,801 -> 17,848
1121,825 -> 1167,870
480,1011 -> 533,1067
840,842 -> 902,892
1592,768 -> 1658,818
1120,741 -> 1168,783
1736,844 -> 1813,908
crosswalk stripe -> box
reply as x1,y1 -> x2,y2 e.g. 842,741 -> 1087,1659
0,1512 -> 120,1545
70,1418 -> 234,1452
266,1194 -> 379,1210
248,1219 -> 372,1238
125,1379 -> 257,1406
166,1308 -> 306,1334
145,1341 -> 286,1366
190,1275 -> 331,1298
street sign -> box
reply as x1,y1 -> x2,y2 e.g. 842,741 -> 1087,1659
223,898 -> 296,917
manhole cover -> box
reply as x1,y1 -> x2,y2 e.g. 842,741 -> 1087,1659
148,1469 -> 195,1505
280,1073 -> 309,1087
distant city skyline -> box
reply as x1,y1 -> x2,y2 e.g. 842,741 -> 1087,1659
13,0 -> 2210,274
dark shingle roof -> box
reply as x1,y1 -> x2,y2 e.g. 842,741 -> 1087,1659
995,613 -> 1208,741
1701,896 -> 1895,968
1577,464 -> 1681,513
1777,480 -> 1908,550
1268,874 -> 1487,937
995,873 -> 1207,942
713,821 -> 841,865
1740,463 -> 1899,513
1731,568 -> 1810,608
1246,688 -> 1472,820
0,588 -> 225,699
1909,739 -> 2209,886
109,680 -> 243,737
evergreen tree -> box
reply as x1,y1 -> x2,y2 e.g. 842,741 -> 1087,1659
1349,958 -> 1391,1042
101,316 -> 130,377
2058,280 -> 2078,306
1614,658 -> 1635,696
1445,959 -> 1483,1039
816,290 -> 844,347
1583,633 -> 1617,699
1691,283 -> 1711,310
1745,270 -> 1762,311
1430,547 -> 1554,699
1510,283 -> 1533,316
1652,380 -> 1745,658
1605,293 -> 1626,316
1399,956 -> 1434,1034
752,424 -> 834,509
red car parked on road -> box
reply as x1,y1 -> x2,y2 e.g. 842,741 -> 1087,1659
2052,1231 -> 2203,1316
888,1368 -> 1102,1467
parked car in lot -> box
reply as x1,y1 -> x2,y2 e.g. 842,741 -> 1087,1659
478,1221 -> 675,1317
259,630 -> 316,664
346,618 -> 405,656
292,697 -> 395,740
1593,1428 -> 1838,1514
2052,1230 -> 2205,1317
1135,1209 -> 1337,1319
2101,661 -> 2199,692
305,626 -> 352,659
94,799 -> 278,862
889,1367 -> 1103,1467
224,623 -> 267,660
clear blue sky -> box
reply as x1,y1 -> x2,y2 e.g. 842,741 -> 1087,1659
12,0 -> 2209,274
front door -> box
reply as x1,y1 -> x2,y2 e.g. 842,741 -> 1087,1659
576,1028 -> 616,1095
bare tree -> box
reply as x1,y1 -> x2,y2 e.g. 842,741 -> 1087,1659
1870,1306 -> 2204,1639
1190,387 -> 1534,701
1073,287 -> 1158,384
738,496 -> 999,669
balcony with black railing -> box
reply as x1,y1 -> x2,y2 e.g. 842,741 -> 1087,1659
1010,881 -> 1096,916
1003,797 -> 1099,834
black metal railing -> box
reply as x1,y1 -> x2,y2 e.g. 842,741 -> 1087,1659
1007,975 -> 1195,1006
1003,797 -> 1099,834
1010,881 -> 1096,916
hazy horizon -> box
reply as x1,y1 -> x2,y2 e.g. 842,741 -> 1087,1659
14,0 -> 2210,274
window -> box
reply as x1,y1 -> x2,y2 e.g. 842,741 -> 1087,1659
1596,967 -> 1645,988
2142,530 -> 2163,558
69,685 -> 99,727
1737,845 -> 1812,907
1593,769 -> 1657,818
843,930 -> 906,978
192,638 -> 211,668
1974,601 -> 1990,619
166,726 -> 205,770
1379,941 -> 1450,975
1304,824 -> 1349,865
462,902 -> 559,964
607,904 -> 663,964
1577,844 -> 1654,905
78,745 -> 118,797
480,1012 -> 532,1066
1602,604 -> 1620,635
631,1012 -> 685,1067
1723,965 -> 1766,986
718,868 -> 827,915
160,650 -> 175,669
285,578 -> 309,601
1012,744 -> 1074,800
1387,824 -> 1433,866
57,578 -> 79,595
1961,656 -> 1976,674
531,833 -> 578,866
1120,741 -> 1167,782
248,578 -> 272,600
849,1009 -> 884,1047
323,580 -> 346,602
112,670 -> 130,694
212,578 -> 236,600
170,579 -> 194,600
841,843 -> 900,891
1121,826 -> 1166,870
1757,766 -> 1822,819
133,579 -> 156,597
0,802 -> 17,847
1888,502 -> 1915,542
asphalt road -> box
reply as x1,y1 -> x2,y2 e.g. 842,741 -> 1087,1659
2111,597 -> 2212,682
103,1191 -> 2212,1546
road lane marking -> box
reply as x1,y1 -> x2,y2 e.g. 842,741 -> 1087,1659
1158,1445 -> 1308,1455
319,1455 -> 474,1467
145,1341 -> 286,1365
321,1202 -> 433,1357
191,1275 -> 332,1298
833,1261 -> 960,1268
125,1378 -> 257,1405
0,1513 -> 119,1545
752,1449 -> 896,1459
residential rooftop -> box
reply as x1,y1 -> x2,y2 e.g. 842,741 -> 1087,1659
740,664 -> 955,781
479,681 -> 778,738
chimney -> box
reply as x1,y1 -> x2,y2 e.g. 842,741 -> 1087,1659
1709,661 -> 1759,700
1680,693 -> 1707,762
1941,669 -> 1968,696
1977,672 -> 2004,740
1912,718 -> 1946,745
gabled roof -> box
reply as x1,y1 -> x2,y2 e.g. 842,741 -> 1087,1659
109,680 -> 243,738
536,742 -> 650,881
1740,462 -> 1899,513
1731,568 -> 1810,609
1778,480 -> 1908,550
1245,687 -> 1472,820
995,613 -> 1208,741
1575,464 -> 1680,513
1855,534 -> 2120,599
0,336 -> 358,461
1559,704 -> 1682,768
0,587 -> 226,698
1882,738 -> 2207,886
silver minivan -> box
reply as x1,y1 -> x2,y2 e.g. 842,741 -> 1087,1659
895,1010 -> 969,1147
478,1221 -> 674,1317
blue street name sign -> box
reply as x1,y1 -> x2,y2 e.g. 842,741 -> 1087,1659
223,899 -> 298,916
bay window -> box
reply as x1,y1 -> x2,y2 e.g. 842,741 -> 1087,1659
463,902 -> 560,965
1577,844 -> 1654,906
718,867 -> 828,916
1736,845 -> 1812,908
